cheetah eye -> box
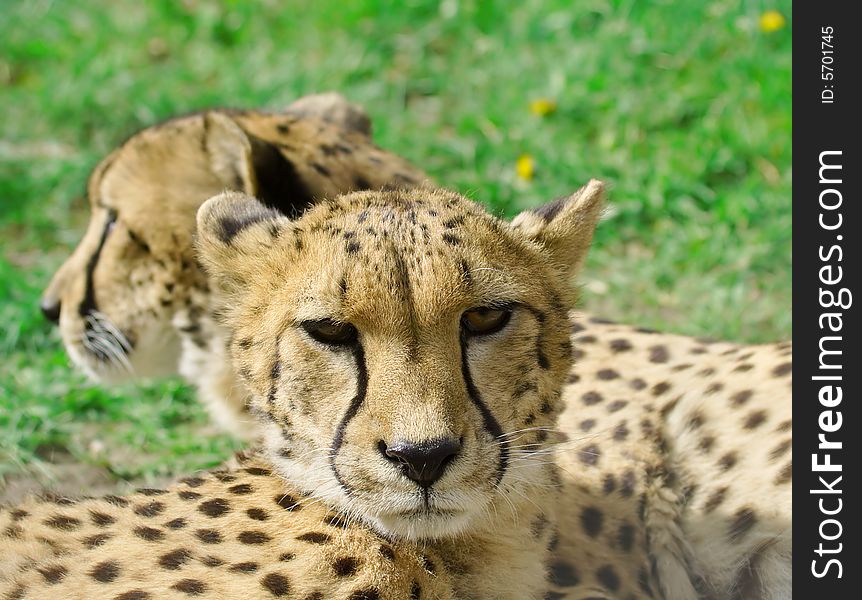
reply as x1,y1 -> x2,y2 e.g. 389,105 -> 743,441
301,319 -> 358,346
105,209 -> 118,235
461,307 -> 512,336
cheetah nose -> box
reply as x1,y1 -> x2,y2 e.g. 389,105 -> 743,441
379,437 -> 462,487
40,297 -> 61,324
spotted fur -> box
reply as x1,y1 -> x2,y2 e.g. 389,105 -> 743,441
11,177 -> 791,598
5,182 -> 606,599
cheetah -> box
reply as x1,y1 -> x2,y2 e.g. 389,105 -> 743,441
39,93 -> 429,438
3,181 -> 607,599
7,182 -> 791,599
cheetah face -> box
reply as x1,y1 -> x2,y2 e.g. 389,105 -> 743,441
38,125 -> 215,382
196,183 -> 604,540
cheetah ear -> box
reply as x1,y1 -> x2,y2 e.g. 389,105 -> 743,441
195,191 -> 289,293
511,179 -> 606,277
285,92 -> 372,137
203,112 -> 258,194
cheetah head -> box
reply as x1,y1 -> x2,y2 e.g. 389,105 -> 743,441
196,182 -> 605,540
39,97 -> 391,383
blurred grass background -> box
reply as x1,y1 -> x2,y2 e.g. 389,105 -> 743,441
0,0 -> 791,485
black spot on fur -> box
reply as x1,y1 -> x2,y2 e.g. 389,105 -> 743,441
731,390 -> 754,406
178,491 -> 201,501
609,338 -> 633,353
775,462 -> 792,484
620,470 -> 636,497
770,439 -> 792,461
261,573 -> 291,596
83,533 -> 113,548
229,483 -> 254,495
630,378 -> 647,390
578,444 -> 600,466
198,498 -> 231,518
652,381 -> 672,396
648,345 -> 670,363
773,362 -> 792,376
582,391 -> 603,405
333,556 -> 360,577
297,531 -> 331,544
133,526 -> 165,542
229,562 -> 259,573
719,451 -> 738,471
165,518 -> 187,530
195,529 -> 222,544
379,545 -> 396,561
114,592 -> 151,600
704,487 -> 727,513
728,507 -> 757,541
613,422 -> 630,441
172,579 -> 207,595
200,556 -> 224,567
275,494 -> 301,510
743,410 -> 768,429
246,508 -> 269,521
37,565 -> 67,584
238,530 -> 272,544
159,548 -> 192,570
548,560 -> 580,586
89,560 -> 120,582
698,435 -> 715,453
580,507 -> 604,537
442,232 -> 461,246
43,514 -> 81,531
89,510 -> 115,527
596,564 -> 621,591
134,501 -> 165,518
608,399 -> 628,413
324,513 -> 348,528
618,523 -> 635,551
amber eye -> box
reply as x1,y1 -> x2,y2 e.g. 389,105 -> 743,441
301,319 -> 358,346
461,307 -> 512,336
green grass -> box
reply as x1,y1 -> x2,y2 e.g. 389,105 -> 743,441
0,0 -> 791,483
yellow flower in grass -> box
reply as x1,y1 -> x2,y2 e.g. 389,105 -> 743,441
759,10 -> 786,33
516,154 -> 535,181
529,98 -> 557,117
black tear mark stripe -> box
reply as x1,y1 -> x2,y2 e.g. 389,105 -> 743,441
78,210 -> 117,317
330,343 -> 369,494
460,331 -> 508,485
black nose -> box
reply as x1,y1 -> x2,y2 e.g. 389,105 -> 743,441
40,298 -> 61,324
380,437 -> 461,487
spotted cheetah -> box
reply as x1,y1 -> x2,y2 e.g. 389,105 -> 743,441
3,181 -> 607,599
13,178 -> 791,598
39,93 -> 429,438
